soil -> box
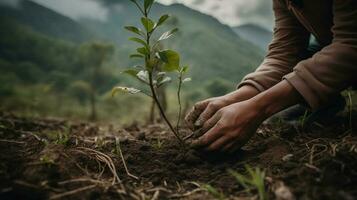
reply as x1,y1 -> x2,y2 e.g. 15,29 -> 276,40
0,111 -> 356,200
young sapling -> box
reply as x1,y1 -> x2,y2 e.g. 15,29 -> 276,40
112,0 -> 191,145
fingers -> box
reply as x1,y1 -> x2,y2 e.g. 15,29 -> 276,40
185,100 -> 209,130
191,122 -> 224,148
221,141 -> 235,152
206,136 -> 231,151
227,140 -> 246,153
193,112 -> 221,139
195,102 -> 221,127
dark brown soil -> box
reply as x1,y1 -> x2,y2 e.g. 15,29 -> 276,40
0,111 -> 356,200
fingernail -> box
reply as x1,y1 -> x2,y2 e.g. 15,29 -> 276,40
194,119 -> 203,127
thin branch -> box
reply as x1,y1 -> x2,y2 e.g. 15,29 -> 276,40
76,147 -> 122,185
143,8 -> 184,145
176,73 -> 183,134
0,139 -> 25,144
115,137 -> 139,180
132,1 -> 145,15
49,185 -> 96,199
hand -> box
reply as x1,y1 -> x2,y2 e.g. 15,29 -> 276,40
191,100 -> 266,152
185,96 -> 232,131
191,80 -> 303,152
185,85 -> 259,131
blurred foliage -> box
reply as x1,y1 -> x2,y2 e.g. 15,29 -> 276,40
205,78 -> 234,97
0,0 -> 263,123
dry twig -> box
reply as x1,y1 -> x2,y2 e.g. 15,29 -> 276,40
115,137 -> 139,180
49,184 -> 96,199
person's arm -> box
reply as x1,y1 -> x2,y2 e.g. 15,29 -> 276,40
238,0 -> 310,92
284,0 -> 357,109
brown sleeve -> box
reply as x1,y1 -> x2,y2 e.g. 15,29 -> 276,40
284,0 -> 357,109
238,0 -> 310,92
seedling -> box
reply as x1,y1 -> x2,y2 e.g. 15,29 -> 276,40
228,165 -> 267,200
39,155 -> 55,166
152,138 -> 164,149
112,0 -> 191,145
55,132 -> 69,146
202,184 -> 226,200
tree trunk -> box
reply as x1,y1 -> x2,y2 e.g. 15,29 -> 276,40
89,90 -> 96,121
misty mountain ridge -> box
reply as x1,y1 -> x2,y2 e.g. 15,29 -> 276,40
0,0 -> 264,84
0,0 -> 95,43
233,24 -> 273,51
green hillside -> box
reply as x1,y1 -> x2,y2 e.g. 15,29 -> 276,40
0,0 -> 265,122
81,0 -> 264,84
233,24 -> 273,51
0,0 -> 94,43
0,0 -> 264,85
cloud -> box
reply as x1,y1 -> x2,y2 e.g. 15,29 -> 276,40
234,0 -> 273,28
27,0 -> 274,29
30,0 -> 109,22
156,0 -> 274,29
0,0 -> 22,8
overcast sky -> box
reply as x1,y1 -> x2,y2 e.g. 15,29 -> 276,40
0,0 -> 274,29
157,0 -> 274,29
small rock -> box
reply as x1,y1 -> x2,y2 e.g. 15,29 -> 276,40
274,183 -> 295,200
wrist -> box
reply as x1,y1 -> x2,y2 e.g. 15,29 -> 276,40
251,80 -> 302,119
225,85 -> 260,103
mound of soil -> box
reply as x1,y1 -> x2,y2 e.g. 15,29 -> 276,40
0,111 -> 356,199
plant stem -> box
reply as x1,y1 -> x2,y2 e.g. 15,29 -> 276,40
148,74 -> 184,144
144,10 -> 184,145
176,73 -> 183,133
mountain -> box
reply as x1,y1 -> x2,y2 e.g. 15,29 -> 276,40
233,24 -> 273,51
0,0 -> 94,43
79,0 -> 264,84
0,0 -> 264,85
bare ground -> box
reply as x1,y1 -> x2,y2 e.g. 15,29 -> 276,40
0,111 -> 356,200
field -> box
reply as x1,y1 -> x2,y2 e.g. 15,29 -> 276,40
0,109 -> 356,200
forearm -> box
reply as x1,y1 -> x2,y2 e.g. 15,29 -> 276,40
224,85 -> 260,103
251,80 -> 303,119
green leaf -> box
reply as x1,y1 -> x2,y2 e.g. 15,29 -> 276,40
124,26 -> 144,36
202,184 -> 226,200
181,66 -> 189,73
130,54 -> 144,58
141,17 -> 155,32
137,47 -> 149,55
157,14 -> 169,26
157,72 -> 166,77
129,37 -> 147,46
182,77 -> 191,83
111,87 -> 141,97
157,50 -> 180,71
158,28 -> 178,41
144,0 -> 155,11
157,76 -> 172,87
121,69 -> 139,78
137,70 -> 150,83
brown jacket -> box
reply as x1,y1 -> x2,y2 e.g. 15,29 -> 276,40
239,0 -> 357,109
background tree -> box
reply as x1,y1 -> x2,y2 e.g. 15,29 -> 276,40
205,78 -> 233,97
79,42 -> 114,121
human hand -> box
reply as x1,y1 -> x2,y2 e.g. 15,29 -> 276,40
185,85 -> 259,131
190,80 -> 303,152
191,99 -> 266,152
